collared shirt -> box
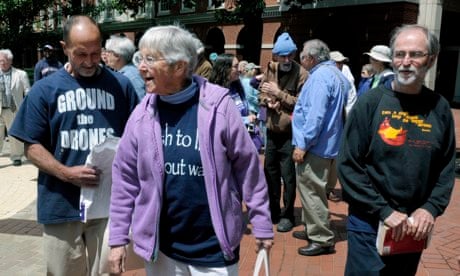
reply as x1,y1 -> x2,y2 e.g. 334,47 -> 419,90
292,60 -> 350,158
0,70 -> 12,107
119,63 -> 145,101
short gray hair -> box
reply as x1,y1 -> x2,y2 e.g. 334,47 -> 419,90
389,24 -> 440,56
0,49 -> 13,61
105,35 -> 136,64
138,25 -> 198,78
302,39 -> 330,63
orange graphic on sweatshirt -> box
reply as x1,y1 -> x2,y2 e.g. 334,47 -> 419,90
378,117 -> 407,146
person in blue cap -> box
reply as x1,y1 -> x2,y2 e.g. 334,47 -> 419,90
252,32 -> 308,232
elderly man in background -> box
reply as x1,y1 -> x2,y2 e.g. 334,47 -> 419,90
193,38 -> 213,79
0,49 -> 30,166
105,35 -> 146,100
292,39 -> 350,256
364,45 -> 394,89
255,32 -> 308,233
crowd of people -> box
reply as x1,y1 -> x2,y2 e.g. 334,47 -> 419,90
0,13 -> 456,276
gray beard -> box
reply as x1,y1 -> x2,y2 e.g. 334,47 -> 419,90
279,62 -> 292,72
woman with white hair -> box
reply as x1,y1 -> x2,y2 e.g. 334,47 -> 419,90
108,25 -> 273,275
105,35 -> 145,100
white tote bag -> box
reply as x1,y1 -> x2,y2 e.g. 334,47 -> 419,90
253,248 -> 270,276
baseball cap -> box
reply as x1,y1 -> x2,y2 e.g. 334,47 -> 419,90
364,45 -> 391,63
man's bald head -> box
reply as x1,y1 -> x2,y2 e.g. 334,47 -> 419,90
60,15 -> 103,78
63,15 -> 101,45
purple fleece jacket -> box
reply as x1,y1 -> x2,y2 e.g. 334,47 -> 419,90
109,75 -> 273,262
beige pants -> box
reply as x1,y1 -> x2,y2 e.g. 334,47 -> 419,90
0,108 -> 23,161
296,152 -> 335,246
43,218 -> 109,276
145,251 -> 239,276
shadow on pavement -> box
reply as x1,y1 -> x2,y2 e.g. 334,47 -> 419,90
0,218 -> 42,236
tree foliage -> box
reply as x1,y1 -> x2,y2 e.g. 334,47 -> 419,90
0,0 -> 55,49
60,0 -> 107,18
0,0 -> 267,66
214,0 -> 265,24
281,0 -> 317,11
111,0 -> 265,21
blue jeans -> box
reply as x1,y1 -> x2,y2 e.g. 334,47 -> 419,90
345,230 -> 422,276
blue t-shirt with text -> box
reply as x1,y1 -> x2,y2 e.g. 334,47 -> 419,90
158,91 -> 238,267
10,67 -> 138,224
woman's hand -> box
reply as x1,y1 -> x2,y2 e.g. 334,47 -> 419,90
255,238 -> 274,253
109,245 -> 127,274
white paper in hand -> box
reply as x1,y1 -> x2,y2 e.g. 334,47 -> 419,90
80,137 -> 120,222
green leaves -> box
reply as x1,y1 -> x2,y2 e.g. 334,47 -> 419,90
214,0 -> 265,23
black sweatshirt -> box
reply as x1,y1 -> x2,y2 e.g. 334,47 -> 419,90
337,85 -> 455,222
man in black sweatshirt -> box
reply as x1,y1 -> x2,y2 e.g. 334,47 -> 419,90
337,24 -> 455,276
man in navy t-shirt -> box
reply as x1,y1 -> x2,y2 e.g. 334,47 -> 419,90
10,15 -> 138,275
33,44 -> 63,82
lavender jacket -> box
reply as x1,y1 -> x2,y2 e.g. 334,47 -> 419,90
109,75 -> 273,262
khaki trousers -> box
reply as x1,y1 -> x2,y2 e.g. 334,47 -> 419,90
0,108 -> 23,161
296,152 -> 335,246
43,218 -> 109,276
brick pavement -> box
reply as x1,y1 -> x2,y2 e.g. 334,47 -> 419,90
0,151 -> 44,275
0,110 -> 459,275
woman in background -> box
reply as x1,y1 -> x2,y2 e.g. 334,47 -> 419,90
209,54 -> 263,152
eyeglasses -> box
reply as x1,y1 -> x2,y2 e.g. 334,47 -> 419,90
300,54 -> 309,61
393,51 -> 429,60
105,50 -> 115,55
132,51 -> 165,67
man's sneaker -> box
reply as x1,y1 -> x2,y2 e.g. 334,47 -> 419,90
13,160 -> 22,166
277,218 -> 294,232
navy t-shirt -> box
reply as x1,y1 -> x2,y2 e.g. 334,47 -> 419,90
158,91 -> 238,267
10,66 -> 138,224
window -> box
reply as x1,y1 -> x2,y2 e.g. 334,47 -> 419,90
208,0 -> 224,10
159,0 -> 171,14
181,1 -> 195,13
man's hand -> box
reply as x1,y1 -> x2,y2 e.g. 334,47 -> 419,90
384,211 -> 408,242
109,245 -> 127,274
292,147 -> 306,164
255,238 -> 274,253
60,165 -> 101,187
408,208 -> 435,240
260,81 -> 280,97
267,100 -> 280,110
